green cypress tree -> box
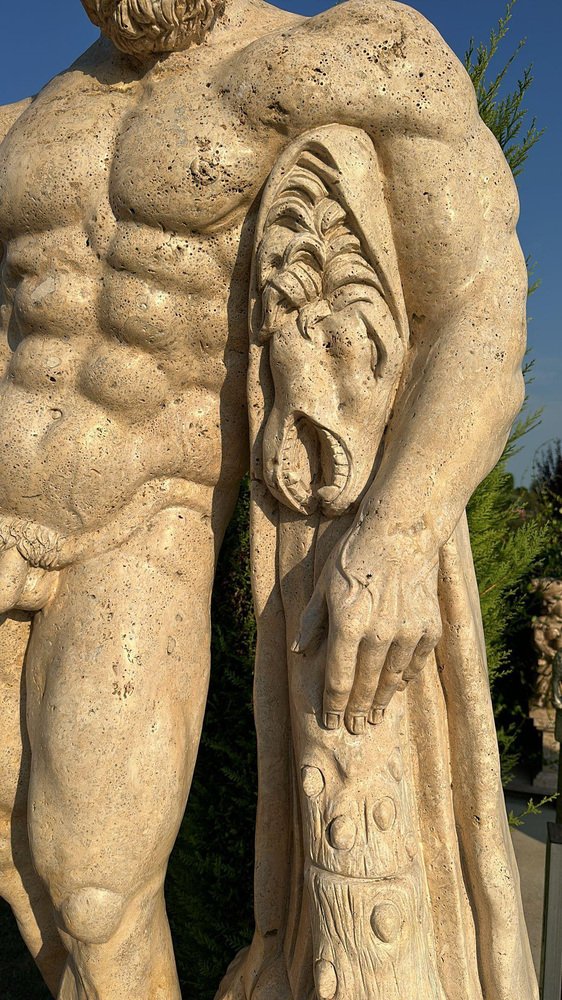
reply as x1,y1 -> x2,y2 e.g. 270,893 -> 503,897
464,0 -> 542,177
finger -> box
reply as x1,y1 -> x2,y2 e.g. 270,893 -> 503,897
344,636 -> 392,735
323,619 -> 362,730
292,584 -> 327,653
368,639 -> 419,724
402,630 -> 440,683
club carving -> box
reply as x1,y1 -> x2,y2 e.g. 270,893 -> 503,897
242,127 -> 444,999
221,123 -> 536,1000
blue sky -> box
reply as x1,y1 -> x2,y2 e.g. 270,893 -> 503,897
0,0 -> 559,485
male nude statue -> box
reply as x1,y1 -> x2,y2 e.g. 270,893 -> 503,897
0,0 -> 533,998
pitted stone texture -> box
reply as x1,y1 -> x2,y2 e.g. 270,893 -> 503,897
0,0 -> 537,998
328,815 -> 357,852
302,765 -> 325,798
371,901 -> 402,943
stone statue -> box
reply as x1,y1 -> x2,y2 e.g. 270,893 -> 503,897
0,1 -> 537,998
532,578 -> 562,707
530,578 -> 562,790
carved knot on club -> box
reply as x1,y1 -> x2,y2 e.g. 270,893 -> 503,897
373,796 -> 397,831
371,900 -> 402,943
315,959 -> 338,999
302,765 -> 325,798
327,815 -> 356,851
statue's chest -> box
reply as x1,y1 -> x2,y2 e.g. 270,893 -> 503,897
111,77 -> 269,234
0,71 -> 273,245
0,78 -> 127,240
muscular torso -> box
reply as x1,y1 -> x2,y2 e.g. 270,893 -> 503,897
0,0 -> 511,537
0,15 -> 288,534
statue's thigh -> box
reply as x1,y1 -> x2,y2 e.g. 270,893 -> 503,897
0,612 -> 32,875
25,507 -> 214,903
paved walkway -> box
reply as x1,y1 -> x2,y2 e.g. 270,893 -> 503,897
507,792 -> 557,975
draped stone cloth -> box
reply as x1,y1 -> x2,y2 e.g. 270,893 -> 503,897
217,126 -> 538,1000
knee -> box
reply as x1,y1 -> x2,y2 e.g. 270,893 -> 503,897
59,886 -> 126,945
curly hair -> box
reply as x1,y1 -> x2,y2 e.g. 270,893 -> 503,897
81,0 -> 224,55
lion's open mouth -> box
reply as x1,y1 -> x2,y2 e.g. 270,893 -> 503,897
269,414 -> 352,516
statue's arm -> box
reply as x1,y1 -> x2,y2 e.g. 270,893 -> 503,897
361,125 -> 525,552
294,5 -> 527,731
346,7 -> 526,548
258,0 -> 525,530
0,98 -> 32,375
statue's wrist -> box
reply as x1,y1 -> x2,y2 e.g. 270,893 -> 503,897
354,498 -> 441,554
340,511 -> 441,589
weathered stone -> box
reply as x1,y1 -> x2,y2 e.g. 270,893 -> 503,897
328,815 -> 357,852
302,765 -> 325,798
371,901 -> 402,943
0,0 -> 538,998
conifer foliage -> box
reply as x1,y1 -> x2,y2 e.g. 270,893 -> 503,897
528,440 -> 562,579
464,0 -> 543,176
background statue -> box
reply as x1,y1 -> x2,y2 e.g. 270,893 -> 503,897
0,0 -> 537,998
529,578 -> 562,790
532,578 -> 562,707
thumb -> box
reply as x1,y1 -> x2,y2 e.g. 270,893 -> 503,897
291,584 -> 327,654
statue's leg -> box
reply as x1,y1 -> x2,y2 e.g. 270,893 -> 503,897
24,506 -> 215,1000
0,608 -> 67,996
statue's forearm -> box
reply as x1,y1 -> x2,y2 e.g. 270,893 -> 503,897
360,273 -> 526,549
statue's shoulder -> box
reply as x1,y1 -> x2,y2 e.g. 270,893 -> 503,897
237,0 -> 477,141
309,0 -> 475,115
302,0 -> 428,35
67,36 -> 141,88
0,98 -> 33,144
0,38 -> 138,139
296,0 -> 463,68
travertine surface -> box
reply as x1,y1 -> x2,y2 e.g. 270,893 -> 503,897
0,1 -> 537,998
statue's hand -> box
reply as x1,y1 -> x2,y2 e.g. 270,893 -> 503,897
292,522 -> 442,735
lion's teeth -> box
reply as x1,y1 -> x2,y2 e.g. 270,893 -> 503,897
285,471 -> 299,485
292,485 -> 309,504
317,485 -> 341,503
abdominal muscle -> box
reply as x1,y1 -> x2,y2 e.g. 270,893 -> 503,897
0,294 -> 246,539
